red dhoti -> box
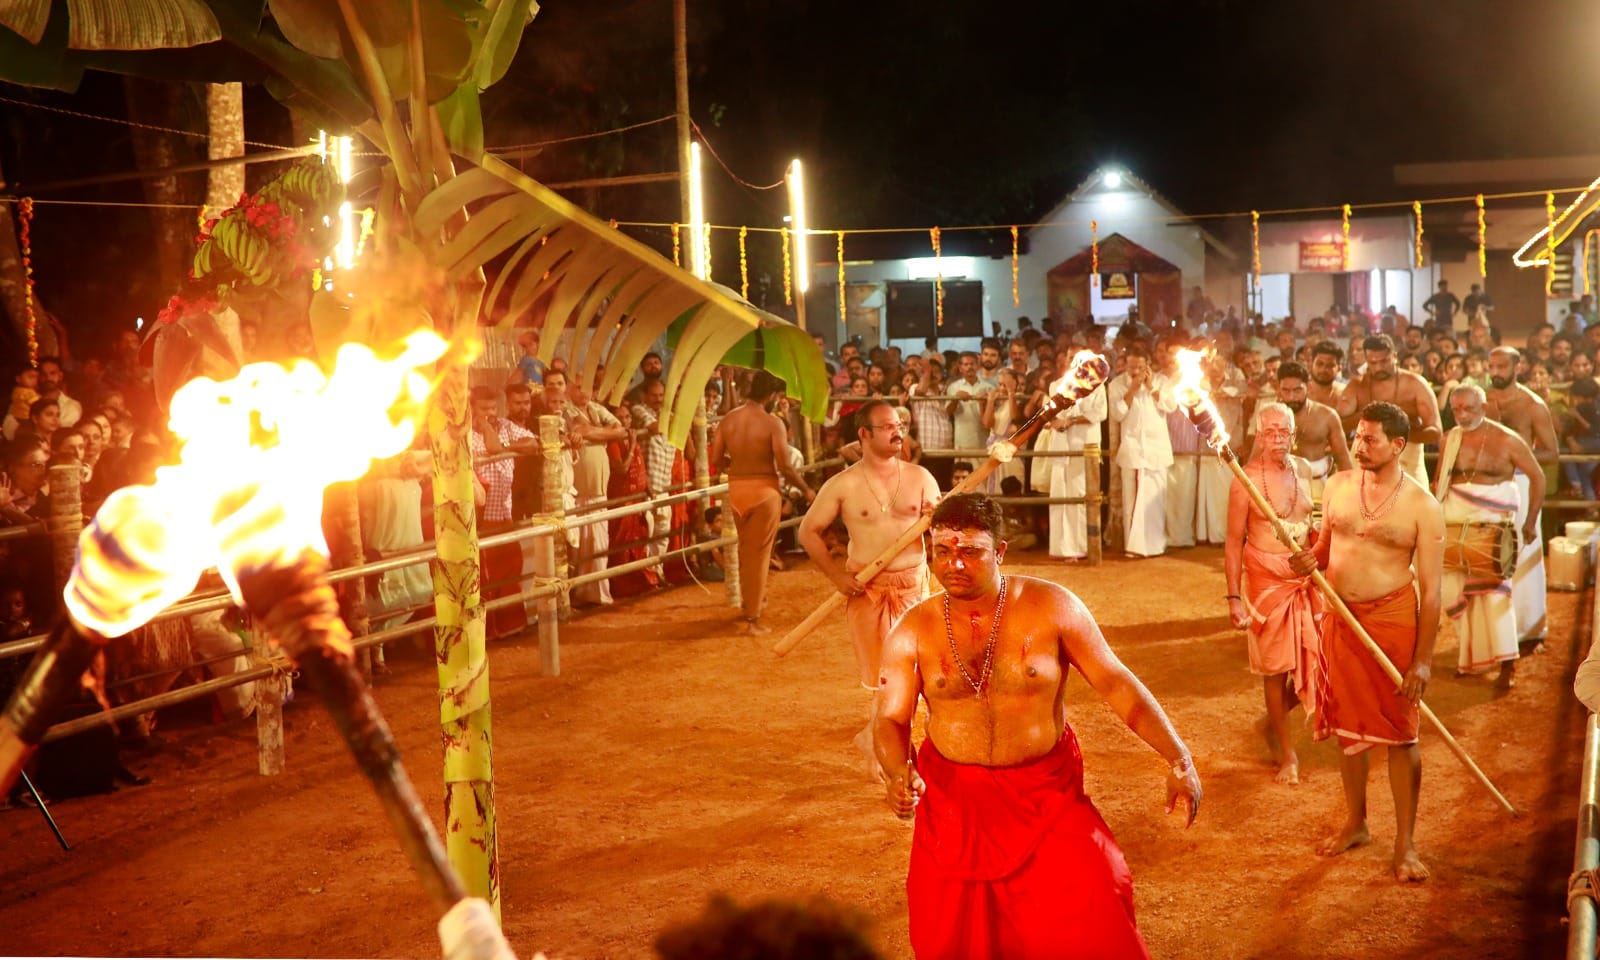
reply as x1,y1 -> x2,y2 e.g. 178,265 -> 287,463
481,524 -> 526,641
1242,542 -> 1324,714
1315,584 -> 1419,755
908,728 -> 1149,960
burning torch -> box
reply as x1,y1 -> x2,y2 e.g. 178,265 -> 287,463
774,350 -> 1111,657
0,334 -> 521,957
1171,349 -> 1515,817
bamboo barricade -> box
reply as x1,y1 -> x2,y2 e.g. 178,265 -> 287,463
773,352 -> 1111,658
1176,396 -> 1517,817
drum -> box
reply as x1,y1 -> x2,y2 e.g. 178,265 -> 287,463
1443,522 -> 1517,581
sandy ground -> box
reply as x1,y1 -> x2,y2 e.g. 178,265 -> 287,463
0,545 -> 1588,959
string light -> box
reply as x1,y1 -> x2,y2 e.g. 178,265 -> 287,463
608,218 -> 617,229
1010,225 -> 1020,308
671,222 -> 680,267
836,231 -> 846,328
355,207 -> 376,259
1341,203 -> 1351,271
1250,210 -> 1261,285
1413,200 -> 1424,269
930,226 -> 944,326
1585,229 -> 1599,296
1547,192 -> 1557,296
1514,175 -> 1600,269
781,228 -> 792,305
1477,194 -> 1487,279
1090,220 -> 1099,287
738,225 -> 749,300
18,197 -> 36,367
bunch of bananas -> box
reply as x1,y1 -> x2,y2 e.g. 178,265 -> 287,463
273,158 -> 341,214
193,213 -> 271,285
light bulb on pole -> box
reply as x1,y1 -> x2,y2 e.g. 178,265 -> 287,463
688,141 -> 708,280
787,158 -> 809,330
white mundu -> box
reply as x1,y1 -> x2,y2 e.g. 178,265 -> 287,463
1112,372 -> 1176,557
1048,385 -> 1108,559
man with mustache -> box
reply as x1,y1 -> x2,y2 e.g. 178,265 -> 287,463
1307,340 -> 1346,408
1290,401 -> 1444,884
1336,334 -> 1443,486
800,399 -> 941,777
1225,403 -> 1322,785
876,493 -> 1201,959
1434,385 -> 1542,689
1483,346 -> 1559,647
1274,361 -> 1350,509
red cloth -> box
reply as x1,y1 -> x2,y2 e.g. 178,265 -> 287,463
908,727 -> 1150,960
480,524 -> 526,641
1243,542 -> 1325,714
1314,583 -> 1419,755
605,440 -> 660,597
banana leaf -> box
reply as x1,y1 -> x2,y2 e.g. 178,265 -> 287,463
665,295 -> 829,425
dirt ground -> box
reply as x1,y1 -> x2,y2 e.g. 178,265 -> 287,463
0,545 -> 1590,959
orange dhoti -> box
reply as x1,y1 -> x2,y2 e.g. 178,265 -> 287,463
845,564 -> 928,687
1315,584 -> 1419,755
1242,542 -> 1324,713
727,475 -> 782,621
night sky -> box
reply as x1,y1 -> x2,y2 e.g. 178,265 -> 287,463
3,0 -> 1597,349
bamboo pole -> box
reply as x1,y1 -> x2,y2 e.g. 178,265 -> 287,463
46,464 -> 81,599
1084,443 -> 1103,566
1188,408 -> 1517,817
251,615 -> 285,776
774,354 -> 1111,657
538,413 -> 570,622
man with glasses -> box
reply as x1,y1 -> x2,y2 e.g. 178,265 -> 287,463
0,442 -> 50,525
800,399 -> 940,778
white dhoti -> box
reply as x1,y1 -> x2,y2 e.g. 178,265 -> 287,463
571,494 -> 614,605
1512,471 -> 1547,642
1440,481 -> 1520,673
1165,456 -> 1198,548
1400,441 -> 1429,487
1049,438 -> 1090,559
1195,458 -> 1231,543
1122,467 -> 1168,557
1304,455 -> 1332,509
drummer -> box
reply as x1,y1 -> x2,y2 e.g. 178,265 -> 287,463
1433,385 -> 1544,689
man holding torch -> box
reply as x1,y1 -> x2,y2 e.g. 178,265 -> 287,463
1224,402 -> 1322,785
1289,401 -> 1443,883
799,399 -> 940,777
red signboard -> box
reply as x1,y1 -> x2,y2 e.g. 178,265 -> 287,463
1299,240 -> 1345,271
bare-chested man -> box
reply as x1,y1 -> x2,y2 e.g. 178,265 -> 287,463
1290,401 -> 1443,883
1336,334 -> 1443,487
1275,360 -> 1350,507
1307,339 -> 1346,409
1485,345 -> 1559,645
800,398 -> 941,771
1225,403 -> 1322,785
1435,385 -> 1542,688
709,371 -> 816,634
875,493 -> 1200,959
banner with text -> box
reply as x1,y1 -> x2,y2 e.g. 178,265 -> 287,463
1299,240 -> 1346,271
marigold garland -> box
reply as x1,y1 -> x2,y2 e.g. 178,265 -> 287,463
930,226 -> 944,326
1413,200 -> 1424,269
1476,193 -> 1487,279
1250,210 -> 1261,284
1547,192 -> 1557,296
1586,230 -> 1598,296
836,231 -> 846,327
671,222 -> 681,267
1341,203 -> 1351,271
738,226 -> 749,300
1090,220 -> 1099,287
701,222 -> 712,280
18,197 -> 37,366
781,228 -> 793,306
1010,225 -> 1020,308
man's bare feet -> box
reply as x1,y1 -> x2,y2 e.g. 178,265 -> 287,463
1274,760 -> 1300,785
1318,822 -> 1371,857
1495,663 -> 1515,690
743,618 -> 771,636
1393,847 -> 1430,882
853,726 -> 884,784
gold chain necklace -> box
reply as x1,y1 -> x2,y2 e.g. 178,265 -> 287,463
1254,458 -> 1299,518
943,576 -> 1008,699
860,459 -> 902,514
1359,471 -> 1404,522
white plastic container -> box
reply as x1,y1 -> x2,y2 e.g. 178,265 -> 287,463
1548,536 -> 1590,591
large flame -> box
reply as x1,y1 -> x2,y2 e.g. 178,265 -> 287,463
67,333 -> 448,635
1049,349 -> 1110,398
1173,347 -> 1230,449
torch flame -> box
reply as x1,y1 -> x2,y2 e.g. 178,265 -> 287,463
1173,347 -> 1230,449
66,332 -> 448,636
1049,349 -> 1110,398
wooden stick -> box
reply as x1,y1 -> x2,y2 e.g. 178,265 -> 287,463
774,355 -> 1110,657
1217,445 -> 1518,818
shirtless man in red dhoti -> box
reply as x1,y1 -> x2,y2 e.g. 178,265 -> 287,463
1291,400 -> 1444,883
876,493 -> 1202,959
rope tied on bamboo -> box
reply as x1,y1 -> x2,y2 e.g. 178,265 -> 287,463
1571,868 -> 1600,911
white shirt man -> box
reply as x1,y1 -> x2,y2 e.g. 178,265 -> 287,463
1110,348 -> 1176,557
946,353 -> 993,454
1046,380 -> 1108,560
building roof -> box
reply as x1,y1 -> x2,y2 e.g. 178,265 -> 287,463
1032,168 -> 1238,261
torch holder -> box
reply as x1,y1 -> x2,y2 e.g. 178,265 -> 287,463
0,618 -> 106,799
